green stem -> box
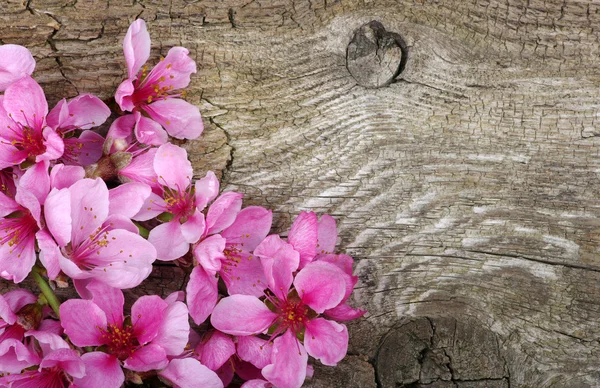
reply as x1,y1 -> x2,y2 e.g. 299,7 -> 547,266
32,270 -> 61,318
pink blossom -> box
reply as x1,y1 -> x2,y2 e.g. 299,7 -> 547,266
210,235 -> 354,388
0,171 -> 49,283
60,281 -> 191,387
47,94 -> 110,166
0,331 -> 85,388
187,204 -> 271,324
0,44 -> 35,91
44,178 -> 156,288
139,144 -> 239,262
0,76 -> 64,169
115,19 -> 202,140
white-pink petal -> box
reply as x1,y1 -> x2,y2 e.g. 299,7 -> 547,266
0,44 -> 35,91
159,358 -> 223,388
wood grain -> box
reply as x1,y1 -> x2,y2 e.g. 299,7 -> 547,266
2,0 -> 600,386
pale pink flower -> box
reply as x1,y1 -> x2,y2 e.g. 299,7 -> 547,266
43,177 -> 156,288
60,281 -> 191,388
115,19 -> 202,140
0,44 -> 35,91
0,76 -> 64,169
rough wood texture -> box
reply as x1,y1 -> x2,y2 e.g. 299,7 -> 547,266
2,0 -> 600,386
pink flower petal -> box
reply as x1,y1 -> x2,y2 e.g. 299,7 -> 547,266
36,229 -> 62,280
186,266 -> 218,325
115,79 -> 135,112
288,211 -> 318,269
131,295 -> 168,344
38,127 -> 65,162
50,164 -> 85,189
237,335 -> 273,369
262,331 -> 308,388
3,76 -> 47,129
132,191 -> 165,221
73,352 -> 124,388
19,160 -> 50,203
194,234 -> 226,275
0,143 -> 26,169
151,301 -> 190,356
0,191 -> 20,218
159,358 -> 224,388
26,330 -> 70,354
254,235 -> 299,300
0,45 -> 35,91
148,220 -> 189,261
304,318 -> 348,366
0,233 -> 36,283
39,348 -> 86,378
84,280 -> 125,327
145,46 -> 196,90
48,94 -> 110,131
134,111 -> 168,145
154,143 -> 192,191
59,300 -> 106,347
210,295 -> 277,336
0,338 -> 39,374
124,343 -> 168,372
87,229 -> 156,289
145,98 -> 203,140
3,289 -> 36,313
69,178 -> 109,246
221,252 -> 267,297
316,254 -> 358,302
221,206 -> 272,252
181,211 -> 206,244
62,130 -> 105,166
123,19 -> 151,79
241,380 -> 272,388
293,261 -> 347,314
323,303 -> 366,322
195,331 -> 235,371
317,214 -> 337,254
108,182 -> 151,218
119,148 -> 158,188
206,192 -> 243,235
44,188 -> 71,247
0,294 -> 17,325
194,171 -> 219,210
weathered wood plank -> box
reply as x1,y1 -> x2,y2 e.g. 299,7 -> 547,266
3,0 -> 600,386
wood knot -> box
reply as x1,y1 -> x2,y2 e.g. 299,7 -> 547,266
346,21 -> 407,88
376,317 -> 510,387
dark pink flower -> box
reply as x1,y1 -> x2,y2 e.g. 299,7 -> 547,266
210,235 -> 351,388
187,204 -> 272,325
115,19 -> 202,140
47,94 -> 110,166
0,331 -> 85,388
60,281 -> 191,387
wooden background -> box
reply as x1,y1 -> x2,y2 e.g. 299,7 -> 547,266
2,0 -> 600,386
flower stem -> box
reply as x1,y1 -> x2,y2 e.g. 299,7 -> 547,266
32,269 -> 61,318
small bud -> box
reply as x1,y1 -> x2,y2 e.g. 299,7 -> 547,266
16,303 -> 43,331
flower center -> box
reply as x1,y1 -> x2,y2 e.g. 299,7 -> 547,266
279,300 -> 309,331
0,210 -> 38,258
162,185 -> 196,221
99,323 -> 138,360
10,125 -> 46,159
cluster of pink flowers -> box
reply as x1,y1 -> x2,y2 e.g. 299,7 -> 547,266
0,19 -> 365,388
